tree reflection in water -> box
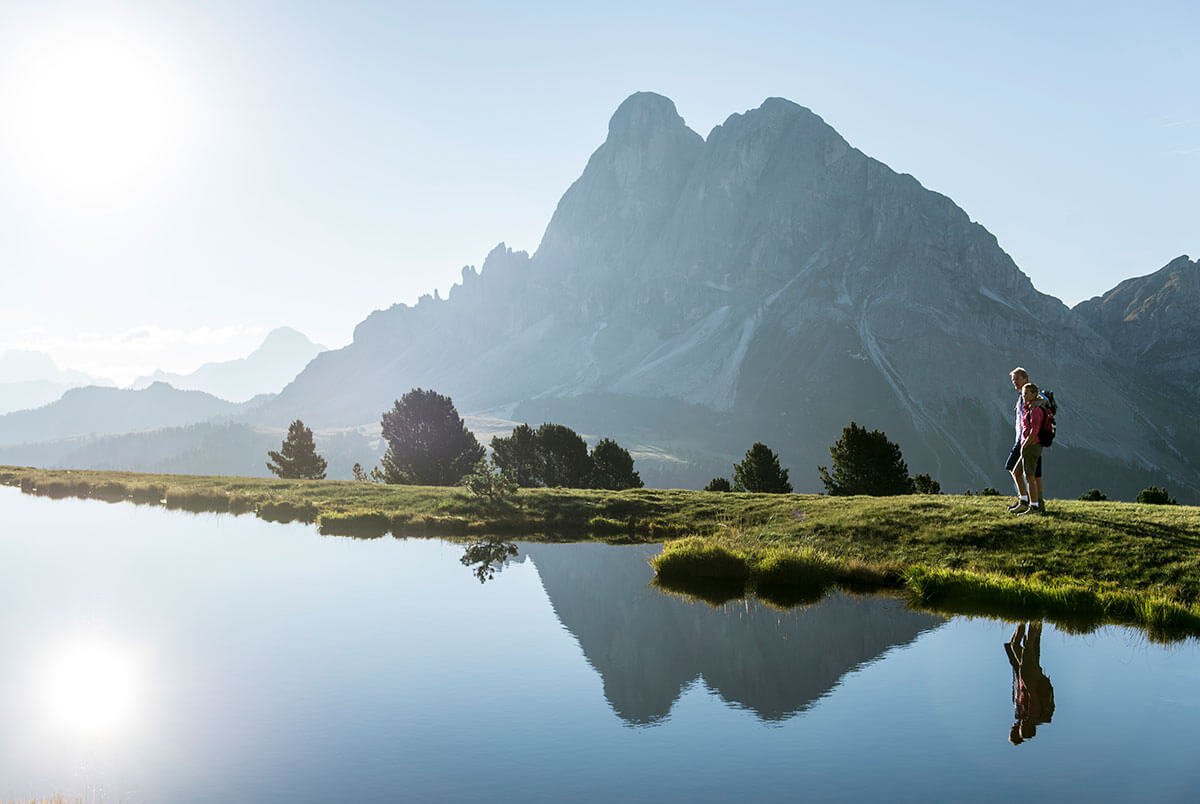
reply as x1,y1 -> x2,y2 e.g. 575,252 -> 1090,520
461,539 -> 519,583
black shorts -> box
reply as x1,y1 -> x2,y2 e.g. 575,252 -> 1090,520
1005,444 -> 1042,477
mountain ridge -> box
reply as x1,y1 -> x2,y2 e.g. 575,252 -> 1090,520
251,92 -> 1200,499
132,327 -> 326,402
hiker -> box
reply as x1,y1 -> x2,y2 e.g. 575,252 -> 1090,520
1013,382 -> 1048,515
1005,367 -> 1044,514
1004,621 -> 1055,745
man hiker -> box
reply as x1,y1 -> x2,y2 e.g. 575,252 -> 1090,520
1005,366 -> 1044,514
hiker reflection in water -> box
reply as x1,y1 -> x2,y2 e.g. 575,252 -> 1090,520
1005,621 -> 1055,745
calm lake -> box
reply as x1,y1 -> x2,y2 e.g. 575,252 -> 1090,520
2,487 -> 1199,802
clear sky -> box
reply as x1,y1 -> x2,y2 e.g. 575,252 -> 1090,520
1,0 -> 1196,383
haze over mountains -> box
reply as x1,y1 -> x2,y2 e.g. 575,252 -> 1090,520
0,350 -> 114,415
132,327 -> 326,402
4,93 -> 1197,500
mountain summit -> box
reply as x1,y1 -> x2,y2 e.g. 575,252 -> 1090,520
1074,255 -> 1200,392
134,327 -> 325,402
256,94 -> 1200,498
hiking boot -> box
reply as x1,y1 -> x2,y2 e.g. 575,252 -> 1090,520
1007,500 -> 1028,512
1016,505 -> 1042,516
1010,502 -> 1030,514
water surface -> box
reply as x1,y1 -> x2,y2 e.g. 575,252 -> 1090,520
2,487 -> 1198,802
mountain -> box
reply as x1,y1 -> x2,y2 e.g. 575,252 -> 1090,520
523,542 -> 943,724
133,327 -> 326,402
252,92 -> 1200,500
0,420 -> 376,479
0,350 -> 115,415
1073,255 -> 1200,394
0,382 -> 248,446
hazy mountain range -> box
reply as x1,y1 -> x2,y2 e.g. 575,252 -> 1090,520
0,382 -> 252,446
0,350 -> 114,415
131,327 -> 326,402
3,93 -> 1197,500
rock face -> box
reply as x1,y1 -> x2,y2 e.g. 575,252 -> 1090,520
255,93 -> 1200,500
1074,255 -> 1200,394
134,327 -> 326,403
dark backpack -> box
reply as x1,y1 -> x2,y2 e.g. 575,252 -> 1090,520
1038,390 -> 1057,447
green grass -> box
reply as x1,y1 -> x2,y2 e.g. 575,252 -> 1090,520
4,466 -> 1200,638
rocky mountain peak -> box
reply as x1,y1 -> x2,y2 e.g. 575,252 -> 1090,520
1073,254 -> 1200,392
605,91 -> 690,142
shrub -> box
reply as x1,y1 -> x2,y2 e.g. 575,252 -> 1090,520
1137,486 -> 1178,505
911,473 -> 941,494
704,477 -> 732,492
1079,488 -> 1108,501
462,460 -> 518,503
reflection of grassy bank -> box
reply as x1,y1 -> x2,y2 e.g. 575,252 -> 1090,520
5,465 -> 1200,638
651,535 -> 1200,641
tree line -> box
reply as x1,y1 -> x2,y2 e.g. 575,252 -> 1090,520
265,395 -> 1182,504
266,388 -> 641,491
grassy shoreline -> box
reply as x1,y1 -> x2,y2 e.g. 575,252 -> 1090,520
4,465 -> 1200,639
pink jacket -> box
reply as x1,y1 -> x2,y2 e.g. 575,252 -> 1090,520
1022,404 -> 1045,445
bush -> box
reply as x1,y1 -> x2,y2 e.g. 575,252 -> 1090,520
1079,488 -> 1108,502
1137,486 -> 1178,505
704,477 -> 732,492
911,473 -> 941,494
462,460 -> 518,504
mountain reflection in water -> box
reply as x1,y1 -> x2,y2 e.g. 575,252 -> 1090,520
519,543 -> 945,724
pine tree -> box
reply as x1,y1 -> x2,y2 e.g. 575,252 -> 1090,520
491,424 -> 542,486
379,388 -> 484,485
732,442 -> 792,493
266,420 -> 327,480
818,421 -> 914,496
533,423 -> 592,488
704,477 -> 732,492
589,438 -> 643,490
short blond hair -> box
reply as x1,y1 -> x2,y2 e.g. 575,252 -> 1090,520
1022,382 -> 1040,398
1010,366 -> 1029,382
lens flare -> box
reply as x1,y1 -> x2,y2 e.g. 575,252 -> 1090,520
44,636 -> 140,735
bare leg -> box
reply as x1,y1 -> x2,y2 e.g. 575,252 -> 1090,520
1036,477 -> 1044,508
1011,458 -> 1028,498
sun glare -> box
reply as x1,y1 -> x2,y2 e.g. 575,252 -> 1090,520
44,636 -> 141,735
2,23 -> 196,205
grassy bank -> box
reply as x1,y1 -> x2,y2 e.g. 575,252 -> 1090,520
4,465 -> 1200,638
